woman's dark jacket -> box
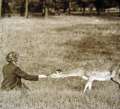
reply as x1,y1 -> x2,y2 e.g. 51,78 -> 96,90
1,63 -> 39,90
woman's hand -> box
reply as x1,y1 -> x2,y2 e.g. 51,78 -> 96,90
38,75 -> 47,79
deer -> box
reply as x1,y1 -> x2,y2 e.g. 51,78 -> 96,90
49,64 -> 120,93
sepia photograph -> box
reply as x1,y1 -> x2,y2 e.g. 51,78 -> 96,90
0,0 -> 120,109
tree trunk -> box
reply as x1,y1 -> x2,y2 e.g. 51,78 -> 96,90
69,0 -> 71,14
118,1 -> 120,17
44,0 -> 48,17
0,0 -> 2,17
25,0 -> 29,18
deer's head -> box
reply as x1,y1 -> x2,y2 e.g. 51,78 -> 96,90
111,63 -> 120,78
49,69 -> 64,78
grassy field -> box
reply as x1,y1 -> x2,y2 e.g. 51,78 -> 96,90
0,16 -> 120,109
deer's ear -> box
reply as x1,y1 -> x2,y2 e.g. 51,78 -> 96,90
119,73 -> 120,77
56,69 -> 62,72
118,64 -> 120,68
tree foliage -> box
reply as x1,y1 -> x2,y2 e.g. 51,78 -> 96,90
0,0 -> 120,17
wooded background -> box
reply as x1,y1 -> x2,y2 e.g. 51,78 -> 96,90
0,0 -> 120,18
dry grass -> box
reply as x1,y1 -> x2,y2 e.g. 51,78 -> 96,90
0,16 -> 120,109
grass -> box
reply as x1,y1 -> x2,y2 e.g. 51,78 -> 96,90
0,16 -> 120,109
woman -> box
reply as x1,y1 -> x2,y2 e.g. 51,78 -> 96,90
1,51 -> 47,91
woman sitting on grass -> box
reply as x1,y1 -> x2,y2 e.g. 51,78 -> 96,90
1,51 -> 47,91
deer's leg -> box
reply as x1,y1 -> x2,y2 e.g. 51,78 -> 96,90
88,81 -> 93,91
84,82 -> 88,93
84,80 -> 92,93
111,78 -> 120,88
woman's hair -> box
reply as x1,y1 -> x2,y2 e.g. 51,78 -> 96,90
6,51 -> 18,63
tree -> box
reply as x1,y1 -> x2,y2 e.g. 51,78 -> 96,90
76,0 -> 95,15
69,0 -> 72,14
20,0 -> 25,16
117,0 -> 120,16
104,0 -> 120,16
95,0 -> 104,15
25,0 -> 29,18
43,0 -> 48,17
0,0 -> 2,17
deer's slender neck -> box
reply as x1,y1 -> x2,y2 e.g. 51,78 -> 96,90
111,65 -> 120,78
111,70 -> 116,78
